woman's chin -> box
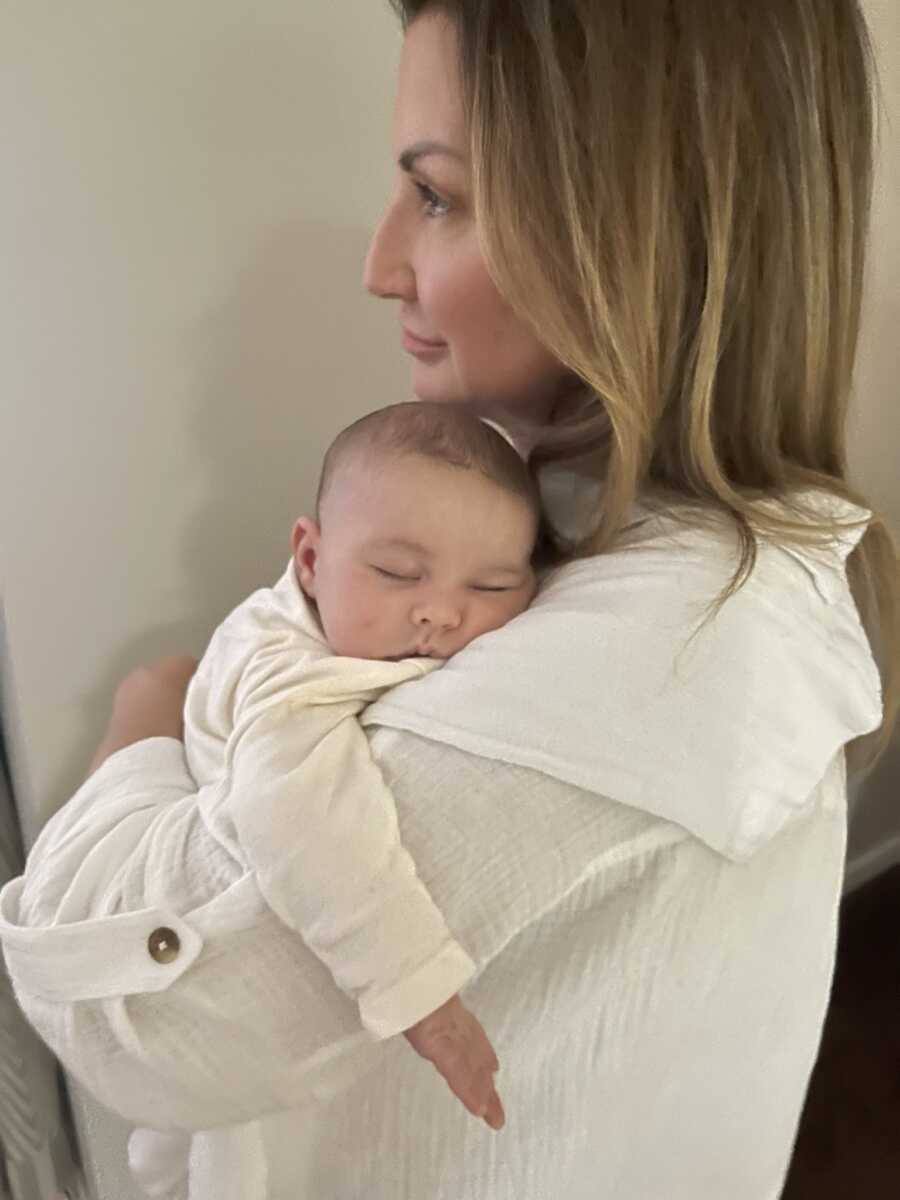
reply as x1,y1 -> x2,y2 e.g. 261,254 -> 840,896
411,363 -> 465,405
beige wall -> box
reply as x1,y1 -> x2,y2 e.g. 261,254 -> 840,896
1,8 -> 405,1192
0,3 -> 897,1195
852,0 -> 900,533
1,2 -> 408,847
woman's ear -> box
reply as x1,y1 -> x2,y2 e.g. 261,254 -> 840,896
291,517 -> 321,597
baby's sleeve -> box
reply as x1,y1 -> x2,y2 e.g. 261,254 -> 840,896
213,649 -> 476,1038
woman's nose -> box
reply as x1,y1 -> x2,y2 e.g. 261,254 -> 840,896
363,203 -> 416,300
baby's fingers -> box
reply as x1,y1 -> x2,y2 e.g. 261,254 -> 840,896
435,1034 -> 505,1130
403,996 -> 505,1130
482,1086 -> 506,1132
464,1060 -> 505,1132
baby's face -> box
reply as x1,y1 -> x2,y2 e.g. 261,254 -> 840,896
293,453 -> 537,660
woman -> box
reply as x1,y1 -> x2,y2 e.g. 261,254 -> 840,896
1,2 -> 896,1197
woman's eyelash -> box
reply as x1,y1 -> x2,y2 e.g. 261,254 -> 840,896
414,181 -> 450,217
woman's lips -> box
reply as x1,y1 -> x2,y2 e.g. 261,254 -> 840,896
402,327 -> 447,358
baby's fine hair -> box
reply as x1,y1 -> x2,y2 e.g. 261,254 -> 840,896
315,401 -> 542,524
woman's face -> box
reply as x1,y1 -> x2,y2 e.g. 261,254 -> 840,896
364,10 -> 570,419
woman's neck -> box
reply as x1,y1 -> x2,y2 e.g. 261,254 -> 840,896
487,379 -> 594,456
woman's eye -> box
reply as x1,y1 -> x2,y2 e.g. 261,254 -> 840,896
414,181 -> 450,218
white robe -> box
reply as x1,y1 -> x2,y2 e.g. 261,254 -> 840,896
0,491 -> 882,1199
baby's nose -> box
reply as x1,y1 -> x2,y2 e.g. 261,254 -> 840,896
411,601 -> 463,631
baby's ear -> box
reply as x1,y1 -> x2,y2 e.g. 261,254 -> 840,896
291,517 -> 320,597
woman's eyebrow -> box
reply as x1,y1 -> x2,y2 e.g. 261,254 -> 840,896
398,140 -> 465,173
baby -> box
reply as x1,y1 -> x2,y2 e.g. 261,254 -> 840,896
126,400 -> 542,1195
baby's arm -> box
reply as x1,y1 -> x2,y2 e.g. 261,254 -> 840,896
216,649 -> 504,1123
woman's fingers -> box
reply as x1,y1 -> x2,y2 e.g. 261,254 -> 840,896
87,655 -> 197,775
104,655 -> 200,753
143,655 -> 200,689
113,657 -> 198,715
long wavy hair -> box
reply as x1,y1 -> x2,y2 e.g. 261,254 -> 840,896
388,0 -> 898,770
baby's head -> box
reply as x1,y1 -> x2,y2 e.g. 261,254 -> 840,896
292,402 -> 540,661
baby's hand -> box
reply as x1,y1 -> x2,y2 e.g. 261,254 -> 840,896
403,994 -> 505,1131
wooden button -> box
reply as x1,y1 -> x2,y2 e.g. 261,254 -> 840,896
148,927 -> 180,965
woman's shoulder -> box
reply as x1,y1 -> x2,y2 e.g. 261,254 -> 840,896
532,487 -> 881,732
540,485 -> 869,602
364,488 -> 882,863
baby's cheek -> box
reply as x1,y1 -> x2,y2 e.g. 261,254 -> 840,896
353,586 -> 390,633
356,601 -> 380,631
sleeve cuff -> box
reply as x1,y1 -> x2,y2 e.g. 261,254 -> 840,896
357,938 -> 477,1040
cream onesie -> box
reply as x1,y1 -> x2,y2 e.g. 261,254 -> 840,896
183,557 -> 474,1029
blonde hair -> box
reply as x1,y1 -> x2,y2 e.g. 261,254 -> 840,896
390,0 -> 898,771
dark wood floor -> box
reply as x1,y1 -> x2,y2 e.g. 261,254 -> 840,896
781,865 -> 900,1197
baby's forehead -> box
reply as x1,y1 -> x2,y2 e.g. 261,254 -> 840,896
327,450 -> 536,544
332,452 -> 485,507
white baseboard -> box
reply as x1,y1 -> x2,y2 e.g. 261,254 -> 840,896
843,834 -> 900,896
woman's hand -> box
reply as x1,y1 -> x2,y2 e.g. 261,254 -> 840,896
87,655 -> 199,777
404,994 -> 506,1131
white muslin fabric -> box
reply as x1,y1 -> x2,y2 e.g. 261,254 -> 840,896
140,560 -> 476,1196
0,489 -> 883,1200
6,560 -> 475,1038
363,493 -> 882,862
5,562 -> 475,1198
179,560 -> 474,1040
